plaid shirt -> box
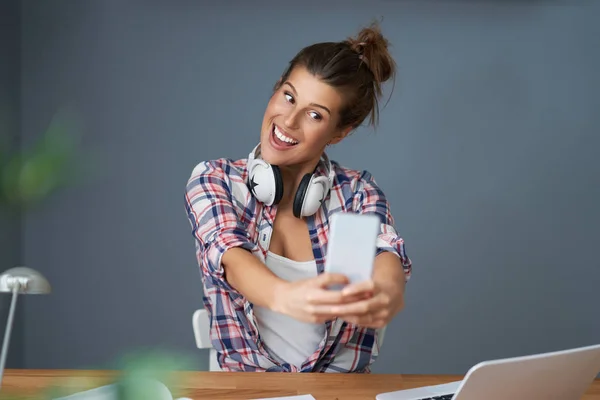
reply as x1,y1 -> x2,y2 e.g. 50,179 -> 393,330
185,154 -> 412,372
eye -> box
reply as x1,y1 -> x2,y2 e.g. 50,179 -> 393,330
308,111 -> 323,121
284,91 -> 295,104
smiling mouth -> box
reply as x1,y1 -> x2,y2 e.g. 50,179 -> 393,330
271,124 -> 299,146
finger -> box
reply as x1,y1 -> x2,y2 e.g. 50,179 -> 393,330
332,290 -> 392,316
307,289 -> 371,306
315,272 -> 349,288
306,288 -> 345,305
342,291 -> 374,303
341,280 -> 376,297
304,305 -> 341,320
343,309 -> 390,327
329,296 -> 379,316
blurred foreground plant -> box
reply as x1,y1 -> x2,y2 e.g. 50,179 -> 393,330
113,349 -> 194,400
1,349 -> 195,399
0,111 -> 83,211
0,114 -> 194,399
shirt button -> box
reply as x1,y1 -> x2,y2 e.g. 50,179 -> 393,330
312,238 -> 319,244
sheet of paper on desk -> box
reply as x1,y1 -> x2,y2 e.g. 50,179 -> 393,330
53,381 -> 177,400
251,395 -> 316,400
53,384 -> 124,400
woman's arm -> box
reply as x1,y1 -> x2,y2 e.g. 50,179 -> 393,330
373,251 -> 406,293
185,160 -> 284,309
354,169 -> 412,284
221,247 -> 287,309
222,247 -> 351,319
330,170 -> 411,327
185,160 -> 350,318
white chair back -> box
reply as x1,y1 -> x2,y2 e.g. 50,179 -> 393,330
192,309 -> 221,372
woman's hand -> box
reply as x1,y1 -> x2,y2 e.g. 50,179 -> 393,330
272,273 -> 373,324
328,278 -> 405,329
328,252 -> 407,329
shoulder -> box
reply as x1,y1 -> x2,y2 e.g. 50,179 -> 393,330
330,159 -> 381,195
329,159 -> 390,216
187,157 -> 249,187
185,157 -> 252,207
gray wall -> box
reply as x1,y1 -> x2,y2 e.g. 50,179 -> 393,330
18,0 -> 600,374
0,0 -> 24,369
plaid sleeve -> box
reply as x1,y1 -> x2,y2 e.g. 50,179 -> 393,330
353,170 -> 412,282
185,160 -> 256,291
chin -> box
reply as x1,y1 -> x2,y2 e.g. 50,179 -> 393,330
260,144 -> 289,166
259,128 -> 295,165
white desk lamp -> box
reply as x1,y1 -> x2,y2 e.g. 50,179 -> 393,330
0,266 -> 51,389
0,270 -> 190,400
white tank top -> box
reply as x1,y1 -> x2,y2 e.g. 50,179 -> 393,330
253,251 -> 326,368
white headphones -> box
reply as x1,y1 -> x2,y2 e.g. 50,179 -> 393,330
246,144 -> 335,218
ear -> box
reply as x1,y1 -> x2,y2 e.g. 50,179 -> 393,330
329,125 -> 354,145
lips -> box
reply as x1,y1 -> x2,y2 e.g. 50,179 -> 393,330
272,124 -> 299,145
268,123 -> 299,151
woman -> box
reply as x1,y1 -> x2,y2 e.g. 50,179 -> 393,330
185,22 -> 412,373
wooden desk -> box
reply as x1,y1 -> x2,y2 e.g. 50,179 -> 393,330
1,369 -> 599,399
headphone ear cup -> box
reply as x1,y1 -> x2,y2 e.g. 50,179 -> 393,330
299,175 -> 330,218
293,174 -> 313,218
248,160 -> 284,206
271,165 -> 284,205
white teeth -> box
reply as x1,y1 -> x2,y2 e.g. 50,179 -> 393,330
274,125 -> 298,144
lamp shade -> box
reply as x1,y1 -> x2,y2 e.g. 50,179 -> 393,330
0,267 -> 51,294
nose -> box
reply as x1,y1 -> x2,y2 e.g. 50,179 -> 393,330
283,109 -> 301,130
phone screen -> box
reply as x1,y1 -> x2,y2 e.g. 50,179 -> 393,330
324,212 -> 380,288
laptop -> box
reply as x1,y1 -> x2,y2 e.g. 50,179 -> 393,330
376,343 -> 600,400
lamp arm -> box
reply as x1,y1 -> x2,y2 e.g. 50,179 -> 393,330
0,285 -> 20,390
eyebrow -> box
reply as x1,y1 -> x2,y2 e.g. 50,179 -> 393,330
284,82 -> 331,115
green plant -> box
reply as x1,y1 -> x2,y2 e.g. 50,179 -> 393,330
113,349 -> 194,399
0,110 -> 82,211
1,350 -> 194,399
0,115 -> 195,399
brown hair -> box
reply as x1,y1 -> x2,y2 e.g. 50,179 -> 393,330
274,21 -> 396,129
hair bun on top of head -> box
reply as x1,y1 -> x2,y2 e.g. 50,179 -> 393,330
277,20 -> 397,129
346,21 -> 396,89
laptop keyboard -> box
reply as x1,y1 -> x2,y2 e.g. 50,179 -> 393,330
418,395 -> 454,400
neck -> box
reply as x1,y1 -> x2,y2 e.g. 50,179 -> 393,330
278,157 -> 322,208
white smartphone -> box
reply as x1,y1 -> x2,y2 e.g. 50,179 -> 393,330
324,212 -> 380,289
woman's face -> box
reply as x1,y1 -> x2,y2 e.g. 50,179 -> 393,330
259,66 -> 352,168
